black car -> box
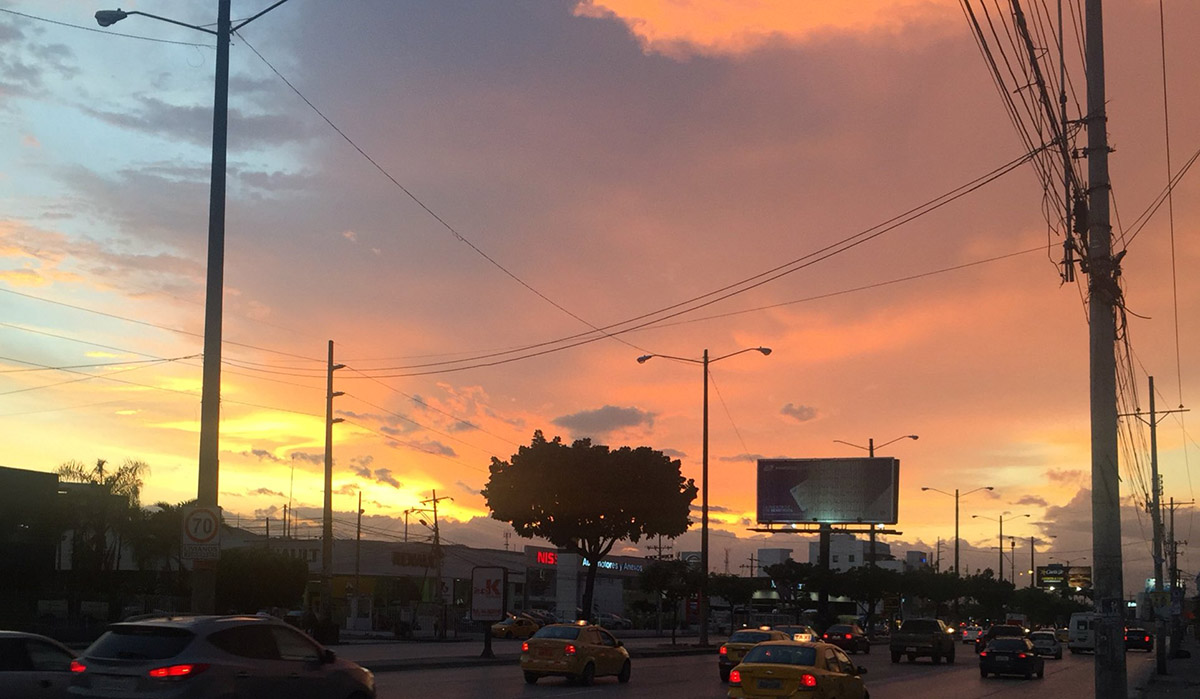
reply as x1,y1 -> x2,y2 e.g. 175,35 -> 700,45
975,623 -> 1026,654
1124,627 -> 1154,652
979,637 -> 1045,679
820,623 -> 871,654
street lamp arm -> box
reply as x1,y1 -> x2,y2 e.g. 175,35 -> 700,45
95,9 -> 219,35
638,347 -> 771,365
833,439 -> 869,451
963,486 -> 995,497
921,486 -> 952,497
875,434 -> 919,449
711,346 -> 772,362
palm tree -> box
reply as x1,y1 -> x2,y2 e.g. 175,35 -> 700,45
55,458 -> 150,573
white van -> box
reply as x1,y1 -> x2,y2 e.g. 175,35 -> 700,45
1068,612 -> 1098,653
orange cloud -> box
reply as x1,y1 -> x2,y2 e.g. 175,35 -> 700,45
573,0 -> 958,57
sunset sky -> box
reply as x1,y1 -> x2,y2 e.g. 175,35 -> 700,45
2,1 -> 1197,595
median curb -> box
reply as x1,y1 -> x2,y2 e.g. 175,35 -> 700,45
359,643 -> 715,674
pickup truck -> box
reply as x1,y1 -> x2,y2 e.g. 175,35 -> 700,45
889,618 -> 957,664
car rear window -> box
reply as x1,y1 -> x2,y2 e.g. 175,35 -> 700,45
992,625 -> 1025,636
743,645 -> 817,666
729,631 -> 773,644
899,620 -> 939,633
533,626 -> 580,640
87,626 -> 194,660
1031,632 -> 1055,641
988,638 -> 1027,651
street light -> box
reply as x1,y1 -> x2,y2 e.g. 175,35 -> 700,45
921,486 -> 994,576
637,346 -> 771,646
96,0 -> 293,614
833,435 -> 918,568
972,512 -> 1030,583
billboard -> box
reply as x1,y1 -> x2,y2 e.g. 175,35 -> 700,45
756,458 -> 899,524
1036,564 -> 1092,592
470,566 -> 507,622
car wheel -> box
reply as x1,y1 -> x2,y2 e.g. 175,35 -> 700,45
1025,670 -> 1033,680
863,642 -> 870,655
720,668 -> 731,682
1056,651 -> 1062,660
891,651 -> 900,663
907,654 -> 916,663
524,672 -> 539,685
579,662 -> 595,686
980,668 -> 988,678
947,650 -> 955,664
1037,666 -> 1045,679
618,660 -> 631,683
932,652 -> 941,665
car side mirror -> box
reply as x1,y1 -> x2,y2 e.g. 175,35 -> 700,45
857,666 -> 868,675
616,640 -> 624,647
322,648 -> 337,664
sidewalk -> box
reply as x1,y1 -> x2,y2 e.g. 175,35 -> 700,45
334,630 -> 714,673
1133,636 -> 1200,698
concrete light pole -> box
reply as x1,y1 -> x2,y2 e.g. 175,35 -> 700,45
95,0 -> 294,614
638,346 -> 771,646
921,486 -> 994,576
972,512 -> 1029,583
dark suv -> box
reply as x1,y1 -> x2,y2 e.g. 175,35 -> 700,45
975,623 -> 1027,654
821,623 -> 871,654
68,614 -> 375,698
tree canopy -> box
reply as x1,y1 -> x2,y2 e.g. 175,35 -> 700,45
482,430 -> 697,618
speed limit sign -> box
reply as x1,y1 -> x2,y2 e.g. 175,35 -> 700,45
181,506 -> 222,561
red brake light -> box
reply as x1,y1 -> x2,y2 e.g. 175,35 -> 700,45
148,663 -> 209,679
564,644 -> 577,656
801,674 -> 818,687
980,651 -> 989,658
719,645 -> 728,656
521,641 -> 529,652
70,660 -> 87,674
729,669 -> 742,685
844,633 -> 852,640
821,633 -> 829,639
1144,636 -> 1151,642
1017,653 -> 1027,659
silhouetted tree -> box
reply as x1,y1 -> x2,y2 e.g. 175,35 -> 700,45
216,547 -> 307,613
55,458 -> 149,573
639,559 -> 703,643
483,431 -> 697,619
709,573 -> 762,631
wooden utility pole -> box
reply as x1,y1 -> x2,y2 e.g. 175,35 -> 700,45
423,490 -> 453,639
1083,3 -> 1125,696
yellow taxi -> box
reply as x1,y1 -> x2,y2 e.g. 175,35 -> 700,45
728,640 -> 870,699
719,627 -> 791,682
491,614 -> 540,639
519,622 -> 631,685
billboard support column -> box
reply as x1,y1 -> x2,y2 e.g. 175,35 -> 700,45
818,523 -> 831,626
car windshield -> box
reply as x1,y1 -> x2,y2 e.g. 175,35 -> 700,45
729,631 -> 774,644
742,645 -> 817,666
988,639 -> 1028,651
87,626 -> 194,661
533,626 -> 581,640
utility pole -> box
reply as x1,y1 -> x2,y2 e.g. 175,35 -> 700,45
1030,536 -> 1036,588
1083,3 -> 1126,696
741,553 -> 759,578
423,490 -> 453,639
283,504 -> 288,539
1121,377 -> 1187,674
321,340 -> 345,632
355,491 -> 363,600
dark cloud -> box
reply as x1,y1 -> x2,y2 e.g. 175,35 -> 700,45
246,449 -> 282,462
661,448 -> 688,459
780,403 -> 818,422
412,439 -> 457,458
552,405 -> 655,437
1015,495 -> 1048,507
1047,468 -> 1085,484
718,453 -> 764,463
291,452 -> 323,464
374,468 -> 401,488
251,487 -> 285,497
80,98 -> 309,149
350,464 -> 372,479
334,484 -> 359,496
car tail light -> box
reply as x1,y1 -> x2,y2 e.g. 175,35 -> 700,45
564,644 -> 577,656
801,674 -> 817,687
70,660 -> 87,674
1017,653 -> 1027,659
821,633 -> 829,640
729,669 -> 741,685
1144,636 -> 1151,643
979,651 -> 989,658
844,633 -> 853,640
719,645 -> 728,656
148,663 -> 210,679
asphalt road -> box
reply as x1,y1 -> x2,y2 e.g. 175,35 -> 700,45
371,645 -> 1157,698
